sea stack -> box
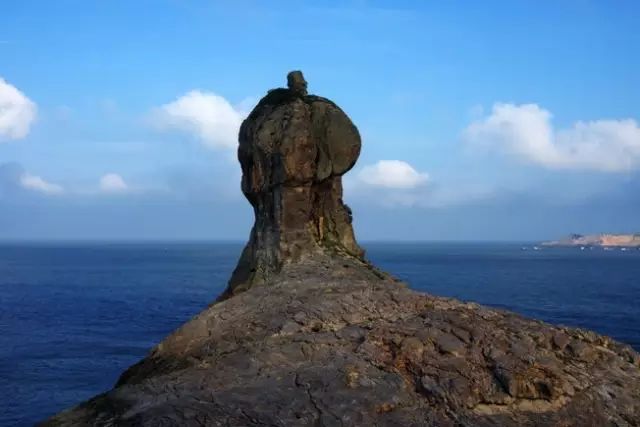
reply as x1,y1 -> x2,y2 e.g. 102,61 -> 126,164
43,73 -> 640,426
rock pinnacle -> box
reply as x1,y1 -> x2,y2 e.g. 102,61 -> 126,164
221,71 -> 365,299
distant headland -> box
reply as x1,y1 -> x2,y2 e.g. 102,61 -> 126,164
543,233 -> 640,247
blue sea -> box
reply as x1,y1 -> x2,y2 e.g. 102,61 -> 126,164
1,242 -> 639,426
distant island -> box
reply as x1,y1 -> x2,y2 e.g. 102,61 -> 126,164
543,233 -> 640,247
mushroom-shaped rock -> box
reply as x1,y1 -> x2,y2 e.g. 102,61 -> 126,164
223,71 -> 364,298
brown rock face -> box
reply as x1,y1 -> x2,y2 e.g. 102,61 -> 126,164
223,71 -> 364,298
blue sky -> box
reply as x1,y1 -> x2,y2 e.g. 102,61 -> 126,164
1,0 -> 639,241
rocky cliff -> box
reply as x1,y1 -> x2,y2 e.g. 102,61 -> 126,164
43,72 -> 640,427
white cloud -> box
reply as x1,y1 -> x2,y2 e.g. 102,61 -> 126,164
357,160 -> 429,189
152,90 -> 246,150
19,173 -> 64,195
99,173 -> 128,193
464,103 -> 640,172
0,78 -> 37,141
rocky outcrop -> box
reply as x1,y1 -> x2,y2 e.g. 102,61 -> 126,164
223,70 -> 364,299
42,73 -> 640,427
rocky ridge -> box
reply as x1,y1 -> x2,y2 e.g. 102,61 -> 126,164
43,72 -> 640,427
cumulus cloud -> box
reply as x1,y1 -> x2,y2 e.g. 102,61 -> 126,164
1,165 -> 133,197
347,160 -> 497,209
99,173 -> 128,193
464,103 -> 640,172
357,160 -> 429,189
19,172 -> 64,195
152,90 -> 246,150
0,78 -> 37,141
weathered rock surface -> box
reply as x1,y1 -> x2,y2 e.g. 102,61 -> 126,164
42,73 -> 640,426
223,70 -> 363,299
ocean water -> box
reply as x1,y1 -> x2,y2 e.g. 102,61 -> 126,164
1,242 -> 639,426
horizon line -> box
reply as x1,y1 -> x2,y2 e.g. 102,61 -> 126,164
0,238 -> 549,244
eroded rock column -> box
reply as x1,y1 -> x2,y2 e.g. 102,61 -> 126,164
221,71 -> 364,298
